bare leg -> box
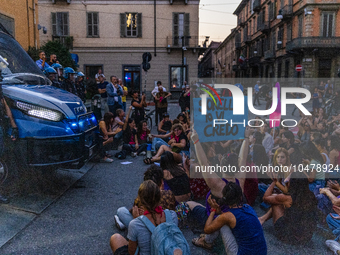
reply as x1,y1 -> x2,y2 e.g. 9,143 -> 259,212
258,208 -> 272,225
174,249 -> 183,255
271,204 -> 285,224
186,201 -> 205,211
109,233 -> 128,253
151,145 -> 172,162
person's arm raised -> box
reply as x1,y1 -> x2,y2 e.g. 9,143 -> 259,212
191,130 -> 225,197
236,127 -> 251,191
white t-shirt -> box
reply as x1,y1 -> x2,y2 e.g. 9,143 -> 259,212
151,86 -> 167,96
95,73 -> 105,83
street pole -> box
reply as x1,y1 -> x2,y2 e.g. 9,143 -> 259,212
181,36 -> 184,87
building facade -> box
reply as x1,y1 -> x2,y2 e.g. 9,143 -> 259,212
233,0 -> 340,83
214,30 -> 238,79
199,41 -> 220,78
0,0 -> 39,50
38,0 -> 200,96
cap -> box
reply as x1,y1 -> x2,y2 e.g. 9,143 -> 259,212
163,112 -> 169,117
181,85 -> 186,89
186,85 -> 190,88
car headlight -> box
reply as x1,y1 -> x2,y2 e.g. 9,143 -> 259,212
16,101 -> 64,122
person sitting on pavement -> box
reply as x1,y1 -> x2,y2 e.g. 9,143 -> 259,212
110,180 -> 179,255
160,151 -> 191,203
121,106 -> 147,157
203,182 -> 267,255
258,172 -> 318,246
187,128 -> 249,251
113,165 -> 176,231
144,124 -> 189,164
111,108 -> 125,150
136,121 -> 149,156
98,112 -> 122,162
157,112 -> 173,135
177,112 -> 189,133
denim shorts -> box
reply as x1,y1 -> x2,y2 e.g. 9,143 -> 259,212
189,205 -> 208,229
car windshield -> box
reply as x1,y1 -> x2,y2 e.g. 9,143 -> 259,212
0,32 -> 51,85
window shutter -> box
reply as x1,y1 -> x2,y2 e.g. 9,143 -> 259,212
184,13 -> 190,45
52,12 -> 57,36
137,13 -> 142,38
287,23 -> 292,41
328,14 -> 333,37
120,13 -> 126,37
173,13 -> 179,46
93,12 -> 98,36
87,13 -> 92,36
64,12 -> 69,36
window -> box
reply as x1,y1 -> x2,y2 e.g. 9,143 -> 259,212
0,13 -> 14,37
173,13 -> 190,46
322,13 -> 334,37
170,66 -> 187,90
268,2 -> 274,20
278,62 -> 282,78
298,15 -> 303,37
87,12 -> 99,37
51,12 -> 69,36
120,13 -> 142,38
285,60 -> 289,78
287,22 -> 292,42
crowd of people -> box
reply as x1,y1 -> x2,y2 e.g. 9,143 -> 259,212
96,78 -> 340,255
35,57 -> 340,253
35,51 -> 87,102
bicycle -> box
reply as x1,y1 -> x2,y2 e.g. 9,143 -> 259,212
131,107 -> 155,130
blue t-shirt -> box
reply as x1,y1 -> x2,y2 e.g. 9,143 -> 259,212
98,81 -> 108,98
229,205 -> 267,255
35,59 -> 50,71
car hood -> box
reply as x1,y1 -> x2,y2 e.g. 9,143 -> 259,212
3,85 -> 86,119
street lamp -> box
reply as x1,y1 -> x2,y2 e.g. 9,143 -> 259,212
180,35 -> 191,88
277,9 -> 283,20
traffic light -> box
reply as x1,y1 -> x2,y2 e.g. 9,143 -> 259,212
142,52 -> 152,72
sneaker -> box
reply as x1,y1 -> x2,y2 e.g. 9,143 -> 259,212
139,151 -> 146,156
131,152 -> 137,157
100,158 -> 113,163
114,215 -> 125,230
326,240 -> 340,255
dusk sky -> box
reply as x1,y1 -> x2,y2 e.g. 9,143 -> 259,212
199,0 -> 239,45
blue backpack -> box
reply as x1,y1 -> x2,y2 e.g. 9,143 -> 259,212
137,209 -> 190,255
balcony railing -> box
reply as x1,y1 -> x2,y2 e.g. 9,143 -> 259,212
235,42 -> 242,49
166,36 -> 199,48
248,56 -> 261,66
244,35 -> 252,44
264,50 -> 275,60
52,35 -> 73,49
281,5 -> 293,20
286,37 -> 340,51
253,0 -> 261,12
51,0 -> 71,3
259,21 -> 270,33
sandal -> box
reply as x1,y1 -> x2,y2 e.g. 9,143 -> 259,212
143,158 -> 153,164
192,235 -> 213,250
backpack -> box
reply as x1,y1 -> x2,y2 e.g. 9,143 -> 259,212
136,209 -> 190,255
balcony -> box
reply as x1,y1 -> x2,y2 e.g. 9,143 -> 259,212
253,0 -> 261,12
248,56 -> 261,66
280,5 -> 293,20
244,35 -> 252,44
232,65 -> 238,71
259,21 -> 270,33
166,36 -> 199,48
51,0 -> 71,3
286,37 -> 340,51
238,17 -> 246,27
264,50 -> 275,60
235,42 -> 242,49
52,35 -> 73,49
